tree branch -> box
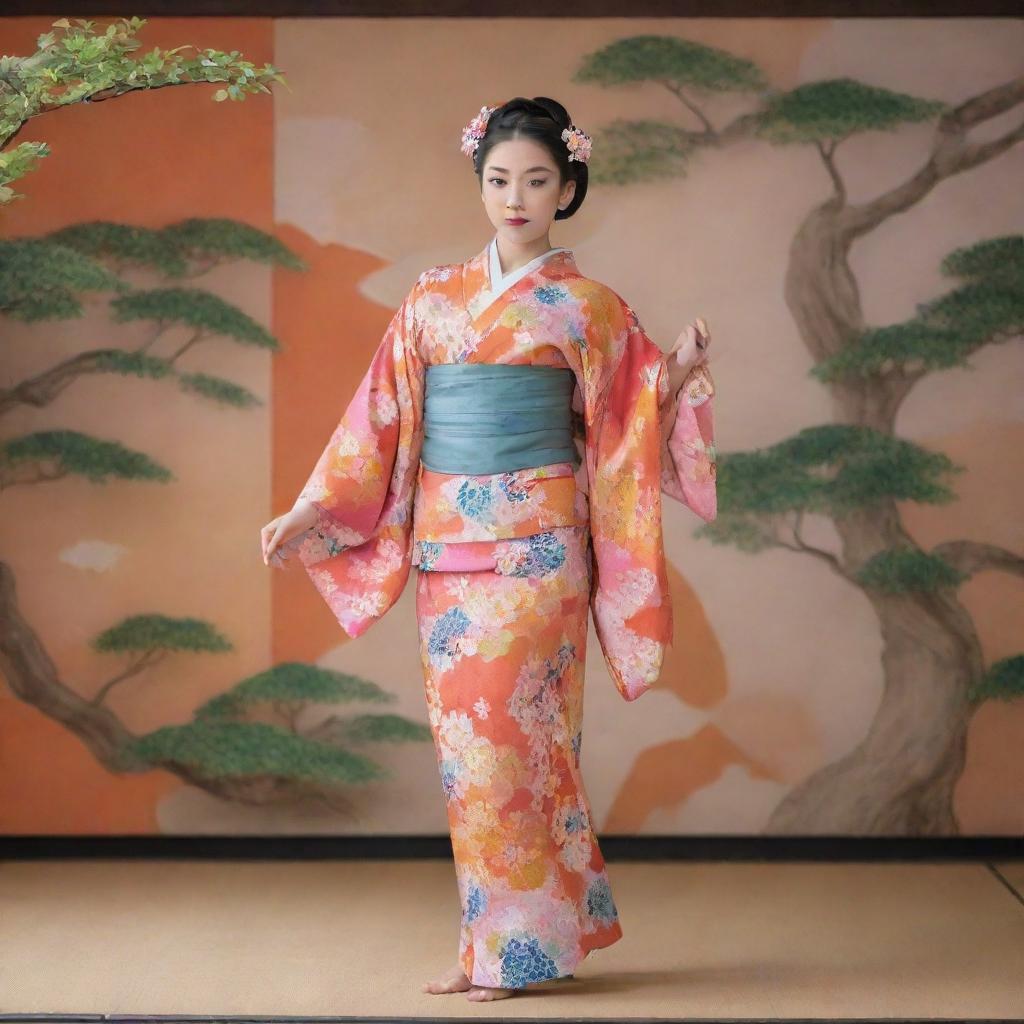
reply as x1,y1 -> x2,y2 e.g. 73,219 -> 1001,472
88,650 -> 166,707
662,80 -> 716,136
0,329 -> 172,417
841,75 -> 1024,241
815,138 -> 847,203
771,511 -> 849,576
931,540 -> 1024,579
1,349 -> 131,416
0,557 -> 373,806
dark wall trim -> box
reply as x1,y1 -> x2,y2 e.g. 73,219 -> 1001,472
2,834 -> 1022,860
2,2 -> 1023,15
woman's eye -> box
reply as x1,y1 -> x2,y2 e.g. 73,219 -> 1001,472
488,178 -> 548,187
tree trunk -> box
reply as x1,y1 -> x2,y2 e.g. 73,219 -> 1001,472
0,559 -> 359,814
764,580 -> 978,834
764,206 -> 983,834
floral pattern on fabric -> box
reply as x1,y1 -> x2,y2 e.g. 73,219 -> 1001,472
413,461 -> 583,544
659,361 -> 717,523
293,240 -> 718,691
288,238 -> 721,989
415,525 -> 623,987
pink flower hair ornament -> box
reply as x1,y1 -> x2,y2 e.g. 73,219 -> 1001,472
460,102 -> 592,166
460,104 -> 500,157
560,124 -> 592,164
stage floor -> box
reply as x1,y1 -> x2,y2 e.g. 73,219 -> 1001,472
1,858 -> 1021,1021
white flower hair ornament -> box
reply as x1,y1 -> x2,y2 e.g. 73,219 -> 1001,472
459,102 -> 592,166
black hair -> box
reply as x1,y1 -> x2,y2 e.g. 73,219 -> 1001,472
472,96 -> 588,221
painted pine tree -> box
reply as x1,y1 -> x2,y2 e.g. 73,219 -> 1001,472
577,35 -> 1024,834
1,236 -> 434,818
2,21 -> 435,820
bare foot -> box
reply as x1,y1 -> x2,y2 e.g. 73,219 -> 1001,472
466,984 -> 516,1001
422,964 -> 472,994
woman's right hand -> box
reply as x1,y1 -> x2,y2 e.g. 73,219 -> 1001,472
260,499 -> 319,567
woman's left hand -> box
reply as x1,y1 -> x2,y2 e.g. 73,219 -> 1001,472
665,317 -> 711,398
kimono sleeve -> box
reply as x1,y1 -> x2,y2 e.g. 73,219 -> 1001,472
585,305 -> 674,702
290,274 -> 426,639
657,358 -> 718,523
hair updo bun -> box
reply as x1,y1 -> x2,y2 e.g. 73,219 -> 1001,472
471,96 -> 588,221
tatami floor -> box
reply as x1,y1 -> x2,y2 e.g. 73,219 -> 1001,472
0,858 -> 1021,1021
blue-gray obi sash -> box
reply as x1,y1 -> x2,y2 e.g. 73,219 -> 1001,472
421,363 -> 580,475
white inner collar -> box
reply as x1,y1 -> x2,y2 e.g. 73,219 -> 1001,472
487,235 -> 570,295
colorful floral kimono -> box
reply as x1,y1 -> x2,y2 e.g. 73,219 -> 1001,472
291,236 -> 717,988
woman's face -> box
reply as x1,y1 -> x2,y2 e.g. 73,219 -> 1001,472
480,137 -> 576,246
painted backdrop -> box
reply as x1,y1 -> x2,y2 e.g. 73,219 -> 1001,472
0,15 -> 1021,835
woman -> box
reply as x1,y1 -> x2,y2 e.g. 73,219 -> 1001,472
261,97 -> 716,1002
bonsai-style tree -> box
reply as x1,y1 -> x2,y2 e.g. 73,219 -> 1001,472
1,15 -> 434,821
578,35 -> 1024,834
0,219 -> 434,820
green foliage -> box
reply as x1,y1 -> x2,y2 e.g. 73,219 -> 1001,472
87,351 -> 262,408
177,371 -> 263,408
0,429 -> 173,484
855,547 -> 968,593
694,426 -> 965,551
0,238 -> 130,320
574,34 -> 767,93
572,35 -> 768,185
811,323 -> 982,382
693,509 -> 779,554
713,425 -> 961,518
160,664 -> 436,791
48,222 -> 198,277
93,349 -> 177,380
50,218 -> 308,275
93,613 -> 233,655
126,661 -> 437,783
755,78 -> 947,145
124,720 -> 391,783
0,142 -> 50,205
916,249 -> 1024,336
194,662 -> 394,722
969,655 -> 1024,704
574,43 -> 948,187
813,235 -> 1024,382
940,234 -> 1024,285
1,17 -> 287,203
2,221 -> 296,414
161,218 -> 307,272
109,287 -> 280,350
320,713 -> 433,744
586,120 -> 698,186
